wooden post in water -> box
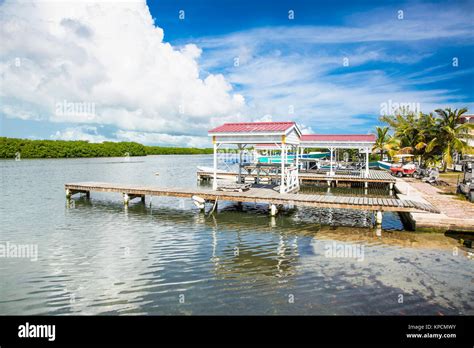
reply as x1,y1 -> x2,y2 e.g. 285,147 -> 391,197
123,193 -> 130,205
212,138 -> 218,190
375,211 -> 383,225
270,204 -> 278,216
238,144 -> 242,184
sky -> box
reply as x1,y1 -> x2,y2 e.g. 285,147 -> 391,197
0,0 -> 473,147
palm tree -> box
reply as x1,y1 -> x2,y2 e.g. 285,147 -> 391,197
373,126 -> 399,160
380,111 -> 430,163
426,108 -> 473,171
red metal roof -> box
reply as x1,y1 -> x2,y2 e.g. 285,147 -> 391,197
255,143 -> 280,148
209,122 -> 295,134
301,134 -> 376,142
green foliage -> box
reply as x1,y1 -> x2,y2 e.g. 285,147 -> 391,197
0,137 -> 212,158
380,107 -> 473,169
372,126 -> 400,160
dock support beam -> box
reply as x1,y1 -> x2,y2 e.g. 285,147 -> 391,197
375,211 -> 383,225
213,140 -> 218,190
280,144 -> 286,194
270,204 -> 278,216
329,147 -> 334,176
365,147 -> 370,178
123,193 -> 130,205
238,144 -> 242,184
123,193 -> 145,205
66,188 -> 89,199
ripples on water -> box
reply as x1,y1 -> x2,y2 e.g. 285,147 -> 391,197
0,156 -> 473,315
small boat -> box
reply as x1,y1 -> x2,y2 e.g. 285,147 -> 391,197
377,161 -> 392,170
197,166 -> 230,174
196,166 -> 235,180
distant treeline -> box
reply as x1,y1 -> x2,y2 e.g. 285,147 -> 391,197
0,137 -> 212,158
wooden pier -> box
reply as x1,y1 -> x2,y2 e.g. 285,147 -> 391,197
65,182 -> 439,218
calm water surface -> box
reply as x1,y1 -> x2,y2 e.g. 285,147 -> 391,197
1,155 -> 473,315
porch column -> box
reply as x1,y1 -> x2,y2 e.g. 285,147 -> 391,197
213,139 -> 218,190
365,147 -> 369,177
238,144 -> 242,183
330,147 -> 334,176
295,145 -> 300,169
280,144 -> 286,194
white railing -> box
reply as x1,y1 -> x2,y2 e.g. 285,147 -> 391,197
282,166 -> 299,193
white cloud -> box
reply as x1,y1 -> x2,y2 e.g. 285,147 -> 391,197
0,0 -> 245,138
51,126 -> 110,143
115,130 -> 209,148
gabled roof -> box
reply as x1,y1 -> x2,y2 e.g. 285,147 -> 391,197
301,134 -> 376,142
255,143 -> 280,148
209,122 -> 296,134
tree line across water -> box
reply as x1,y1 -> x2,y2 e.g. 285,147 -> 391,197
0,137 -> 213,159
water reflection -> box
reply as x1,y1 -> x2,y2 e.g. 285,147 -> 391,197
1,156 -> 473,316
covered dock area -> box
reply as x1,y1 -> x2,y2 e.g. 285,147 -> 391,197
208,121 -> 302,194
299,134 -> 376,177
202,123 -> 392,190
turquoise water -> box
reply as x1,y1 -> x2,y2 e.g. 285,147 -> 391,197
0,155 -> 472,315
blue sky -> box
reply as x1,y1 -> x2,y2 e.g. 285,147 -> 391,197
0,0 -> 473,146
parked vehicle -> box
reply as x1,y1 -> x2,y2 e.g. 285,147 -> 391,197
457,160 -> 474,202
390,154 -> 416,177
413,165 -> 429,179
421,167 -> 440,184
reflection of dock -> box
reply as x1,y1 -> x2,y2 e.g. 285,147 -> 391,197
197,168 -> 396,187
65,182 -> 439,216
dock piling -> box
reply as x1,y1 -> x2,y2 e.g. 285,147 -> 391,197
270,204 -> 278,216
123,193 -> 130,205
375,211 -> 383,225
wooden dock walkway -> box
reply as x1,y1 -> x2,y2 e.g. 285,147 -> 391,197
65,182 -> 439,214
197,169 -> 396,186
395,178 -> 474,232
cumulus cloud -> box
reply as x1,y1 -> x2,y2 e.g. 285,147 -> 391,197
51,126 -> 110,143
115,130 -> 210,148
0,0 -> 245,140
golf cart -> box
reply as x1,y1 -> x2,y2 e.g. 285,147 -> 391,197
390,154 -> 416,177
457,160 -> 474,202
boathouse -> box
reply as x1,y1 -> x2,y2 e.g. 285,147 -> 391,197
299,134 -> 376,177
208,122 -> 302,193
